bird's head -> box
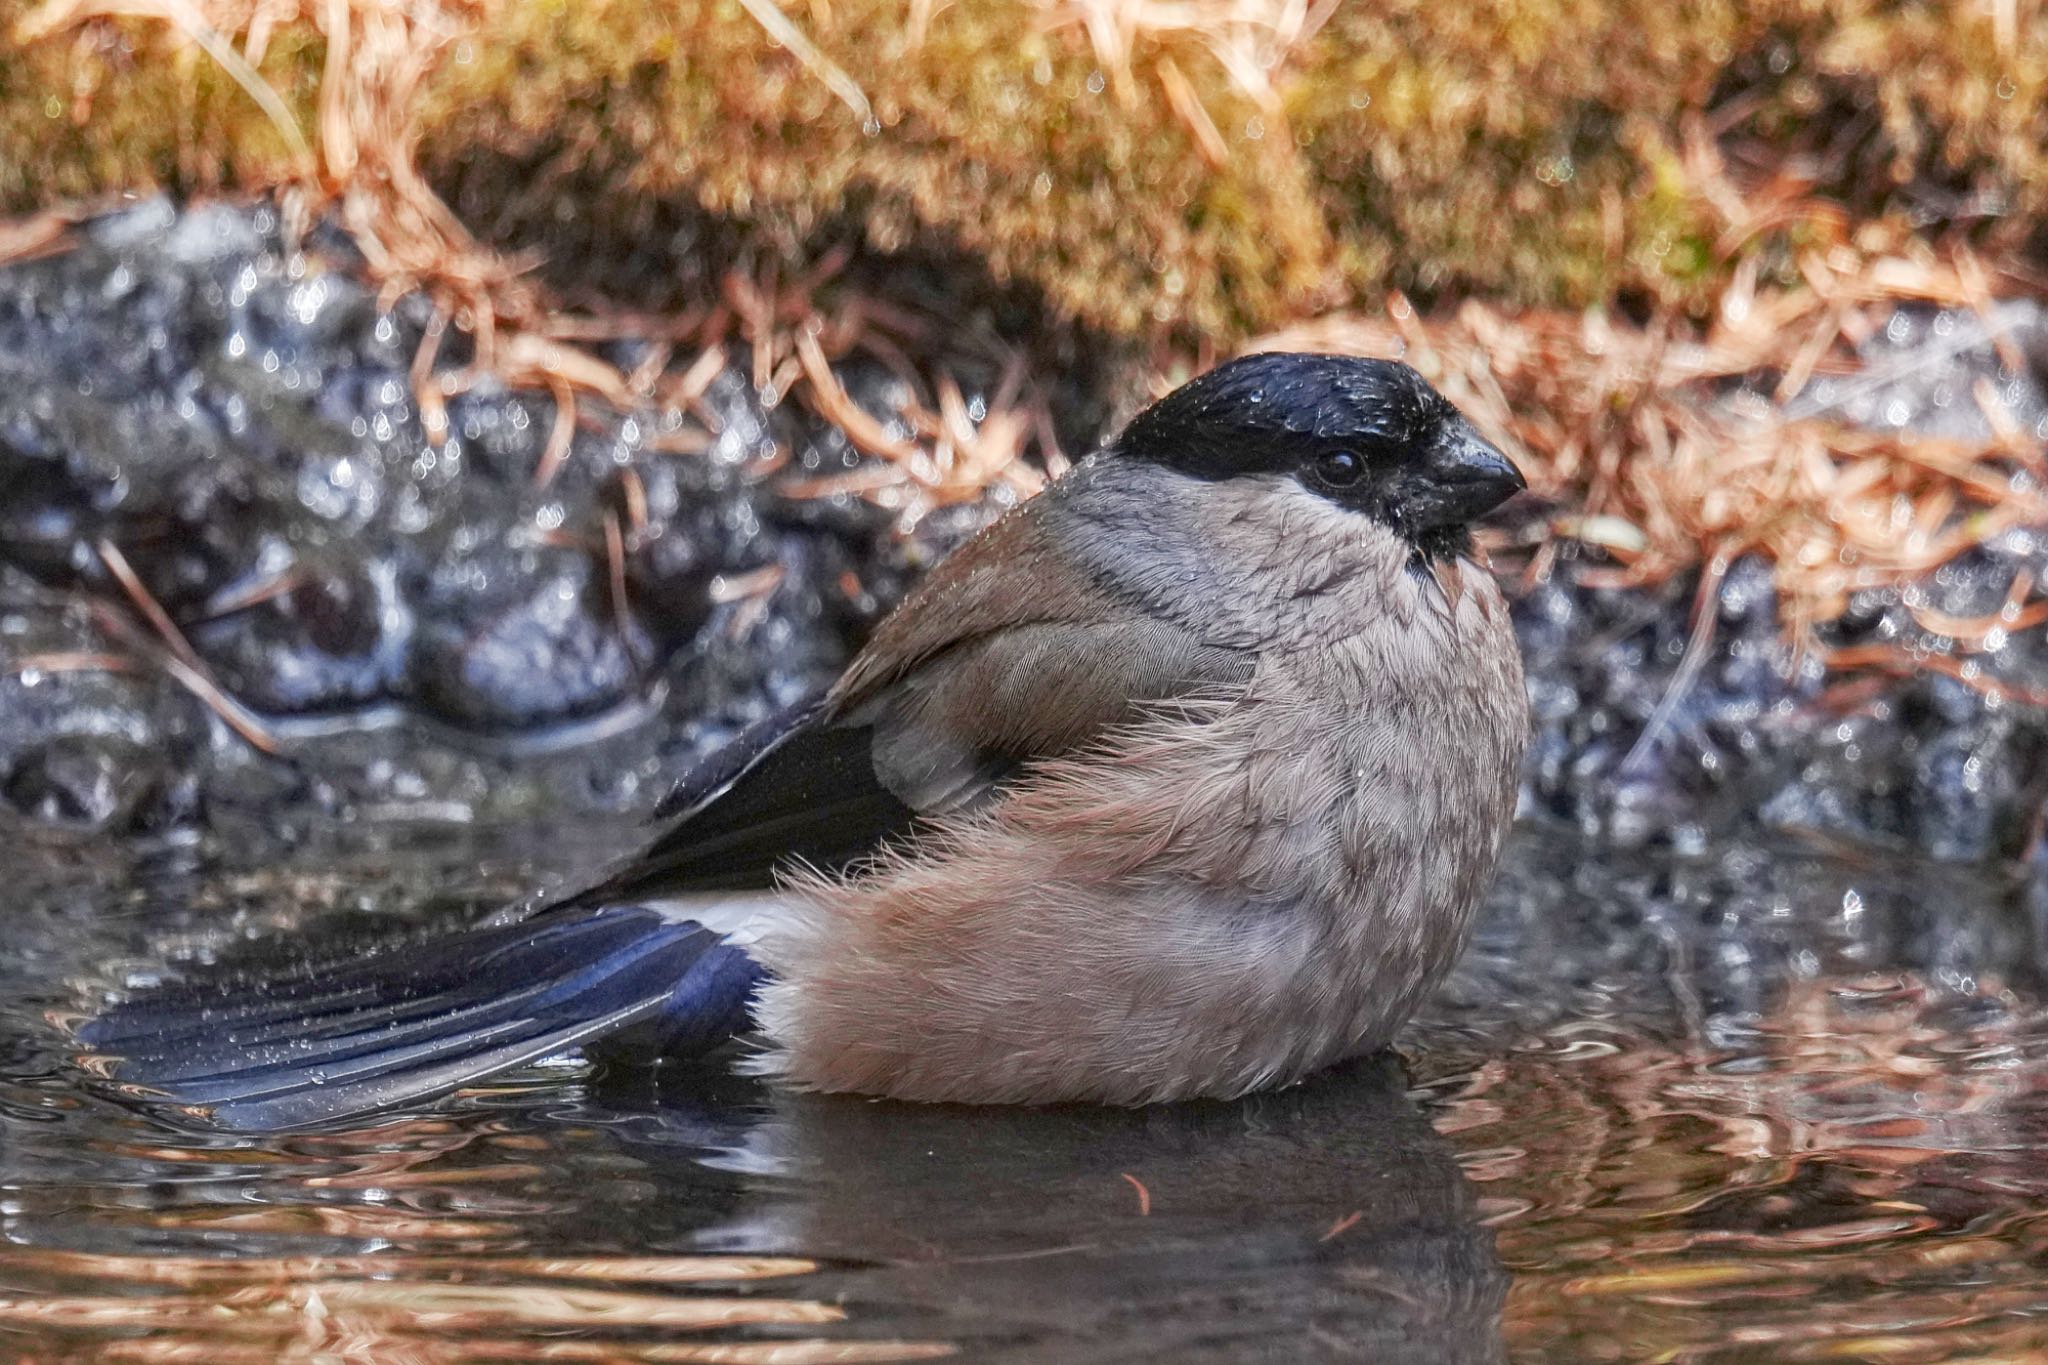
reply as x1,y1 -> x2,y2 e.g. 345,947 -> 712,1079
1114,352 -> 1525,562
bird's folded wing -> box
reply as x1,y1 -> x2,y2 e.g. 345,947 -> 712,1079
581,501 -> 1254,902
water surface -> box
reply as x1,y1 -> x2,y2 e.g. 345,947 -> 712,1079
2,814 -> 2044,1362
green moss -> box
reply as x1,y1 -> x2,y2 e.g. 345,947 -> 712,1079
1289,0 -> 1738,308
0,3 -> 320,206
418,0 -> 1334,337
2,0 -> 2043,338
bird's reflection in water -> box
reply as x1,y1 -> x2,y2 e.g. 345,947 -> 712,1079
582,1052 -> 1507,1363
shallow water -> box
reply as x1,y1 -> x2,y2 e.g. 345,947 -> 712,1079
2,815 -> 2046,1363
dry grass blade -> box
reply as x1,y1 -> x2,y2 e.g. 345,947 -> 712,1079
17,0 -> 312,171
8,651 -> 135,676
0,205 -> 86,265
736,0 -> 872,128
96,539 -> 205,674
93,540 -> 281,752
533,377 -> 578,487
1035,0 -> 1318,117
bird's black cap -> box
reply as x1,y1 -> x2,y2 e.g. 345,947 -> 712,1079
1115,352 -> 1525,555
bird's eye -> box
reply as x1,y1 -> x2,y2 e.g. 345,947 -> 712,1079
1312,448 -> 1365,488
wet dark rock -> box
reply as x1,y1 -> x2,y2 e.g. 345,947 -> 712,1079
2,733 -> 169,832
0,583 -> 205,831
1784,300 -> 2048,444
0,196 -> 993,830
411,544 -> 650,730
1516,534 -> 2048,861
1509,298 -> 2048,860
188,556 -> 408,713
4,198 -> 2048,867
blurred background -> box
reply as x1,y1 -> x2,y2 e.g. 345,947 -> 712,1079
3,3 -> 2048,1361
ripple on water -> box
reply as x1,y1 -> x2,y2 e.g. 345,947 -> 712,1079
1416,973 -> 2048,1362
3,820 -> 2048,1362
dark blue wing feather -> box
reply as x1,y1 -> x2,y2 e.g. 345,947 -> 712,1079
574,702 -> 925,900
78,906 -> 762,1130
71,697 -> 906,1131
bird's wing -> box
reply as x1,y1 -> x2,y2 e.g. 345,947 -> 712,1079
580,501 -> 1254,903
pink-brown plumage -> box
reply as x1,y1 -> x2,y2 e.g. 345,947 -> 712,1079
750,470 -> 1526,1104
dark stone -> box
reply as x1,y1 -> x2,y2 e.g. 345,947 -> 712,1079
5,199 -> 2048,869
2,733 -> 169,831
0,197 -> 1003,830
411,544 -> 649,730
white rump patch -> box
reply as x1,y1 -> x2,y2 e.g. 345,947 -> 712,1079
642,894 -> 794,947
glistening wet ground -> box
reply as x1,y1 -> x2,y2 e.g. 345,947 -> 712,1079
2,813 -> 2044,1363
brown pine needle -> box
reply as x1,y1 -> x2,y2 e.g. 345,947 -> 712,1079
1320,1211 -> 1364,1243
618,466 -> 651,537
1619,552 -> 1731,775
794,326 -> 920,465
96,539 -> 205,675
0,206 -> 83,266
533,378 -> 577,488
602,507 -> 632,645
666,343 -> 730,413
155,654 -> 283,755
708,564 -> 786,606
9,651 -> 134,677
1826,645 -> 2048,712
193,568 -> 309,623
410,302 -> 451,447
95,539 -> 280,753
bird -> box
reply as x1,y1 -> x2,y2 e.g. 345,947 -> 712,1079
73,351 -> 1531,1130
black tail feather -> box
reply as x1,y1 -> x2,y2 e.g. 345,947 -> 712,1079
75,906 -> 762,1131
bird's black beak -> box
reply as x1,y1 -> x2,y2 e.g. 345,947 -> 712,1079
1410,421 -> 1525,530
